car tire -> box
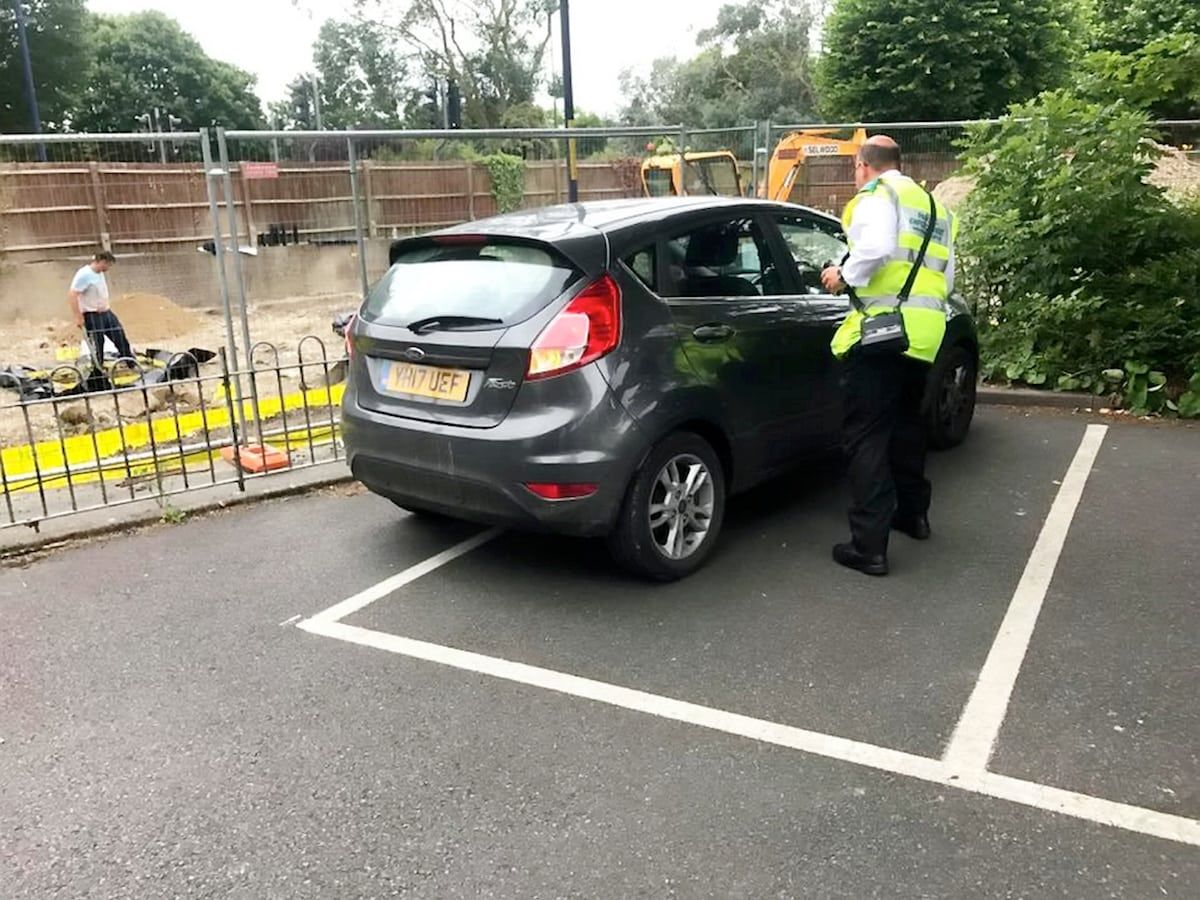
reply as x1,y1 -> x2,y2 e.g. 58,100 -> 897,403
926,343 -> 977,450
607,432 -> 727,582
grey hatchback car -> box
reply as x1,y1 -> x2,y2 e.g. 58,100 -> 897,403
342,197 -> 977,580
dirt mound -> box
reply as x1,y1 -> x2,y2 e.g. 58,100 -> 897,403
110,292 -> 203,342
1149,145 -> 1200,199
932,175 -> 976,211
929,148 -> 1200,211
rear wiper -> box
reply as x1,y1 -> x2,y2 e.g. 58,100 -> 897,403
406,315 -> 503,334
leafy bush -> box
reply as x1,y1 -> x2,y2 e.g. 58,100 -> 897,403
958,91 -> 1200,413
481,153 -> 526,213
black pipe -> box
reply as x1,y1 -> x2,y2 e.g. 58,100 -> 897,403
11,0 -> 46,161
559,0 -> 577,203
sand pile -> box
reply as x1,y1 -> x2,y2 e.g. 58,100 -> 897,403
932,147 -> 1200,212
1148,145 -> 1200,198
109,292 -> 203,342
932,176 -> 976,211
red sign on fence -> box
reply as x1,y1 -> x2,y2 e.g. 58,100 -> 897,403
242,161 -> 280,180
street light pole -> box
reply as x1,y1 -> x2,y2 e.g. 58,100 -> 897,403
11,0 -> 46,161
311,74 -> 323,130
559,0 -> 578,203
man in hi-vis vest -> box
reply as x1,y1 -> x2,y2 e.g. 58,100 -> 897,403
820,136 -> 957,577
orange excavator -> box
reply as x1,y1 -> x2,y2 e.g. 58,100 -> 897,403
761,128 -> 867,210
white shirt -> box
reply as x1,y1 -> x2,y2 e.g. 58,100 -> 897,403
841,169 -> 955,293
70,265 -> 110,313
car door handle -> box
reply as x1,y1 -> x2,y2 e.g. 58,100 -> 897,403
692,324 -> 735,343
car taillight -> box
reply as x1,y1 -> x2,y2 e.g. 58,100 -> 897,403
344,313 -> 356,359
525,482 -> 599,500
526,273 -> 621,380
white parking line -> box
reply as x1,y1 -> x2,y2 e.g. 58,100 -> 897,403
298,425 -> 1200,848
303,527 -> 503,628
299,618 -> 1199,848
944,424 -> 1108,772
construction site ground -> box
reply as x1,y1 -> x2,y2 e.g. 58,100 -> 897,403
0,291 -> 358,447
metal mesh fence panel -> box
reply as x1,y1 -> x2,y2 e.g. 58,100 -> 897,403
219,126 -> 678,348
685,126 -> 759,197
0,132 -> 226,316
0,340 -> 347,530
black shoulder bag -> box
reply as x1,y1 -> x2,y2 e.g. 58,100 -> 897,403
846,189 -> 938,356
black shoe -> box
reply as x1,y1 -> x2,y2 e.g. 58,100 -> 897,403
892,513 -> 931,541
832,542 -> 889,577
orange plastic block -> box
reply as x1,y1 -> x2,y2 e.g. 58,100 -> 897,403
220,443 -> 291,473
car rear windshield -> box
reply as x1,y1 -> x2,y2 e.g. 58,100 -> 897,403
361,239 -> 581,328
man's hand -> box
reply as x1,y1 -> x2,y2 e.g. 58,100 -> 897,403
68,292 -> 84,329
820,265 -> 846,294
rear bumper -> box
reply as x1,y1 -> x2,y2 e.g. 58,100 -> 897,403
341,368 -> 643,537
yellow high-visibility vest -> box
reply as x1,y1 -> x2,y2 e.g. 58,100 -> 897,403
831,173 -> 958,363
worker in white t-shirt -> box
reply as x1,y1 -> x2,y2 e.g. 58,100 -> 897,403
68,250 -> 133,370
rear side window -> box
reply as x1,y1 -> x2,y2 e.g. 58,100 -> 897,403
661,217 -> 784,298
362,239 -> 580,326
624,246 -> 656,291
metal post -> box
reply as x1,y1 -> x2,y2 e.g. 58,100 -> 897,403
750,120 -> 760,199
762,120 -> 773,199
559,0 -> 578,203
216,127 -> 263,446
200,129 -> 248,444
155,107 -> 167,164
347,137 -> 371,302
678,126 -> 688,196
11,0 -> 45,161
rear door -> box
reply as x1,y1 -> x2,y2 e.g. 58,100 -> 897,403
765,210 -> 852,443
658,213 -> 813,474
351,236 -> 583,428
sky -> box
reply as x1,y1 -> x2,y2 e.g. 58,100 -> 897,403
88,0 -> 733,116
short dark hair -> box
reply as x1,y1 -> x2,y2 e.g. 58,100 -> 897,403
93,250 -> 116,264
858,141 -> 902,171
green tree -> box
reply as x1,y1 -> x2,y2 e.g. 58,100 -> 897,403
72,11 -> 264,133
269,76 -> 318,131
619,1 -> 819,128
818,0 -> 1082,120
312,19 -> 408,128
355,0 -> 556,128
1077,0 -> 1200,118
0,0 -> 89,132
694,0 -> 819,124
1077,33 -> 1200,119
1091,0 -> 1200,55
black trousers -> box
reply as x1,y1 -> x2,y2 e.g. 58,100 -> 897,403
82,309 -> 133,370
840,351 -> 932,556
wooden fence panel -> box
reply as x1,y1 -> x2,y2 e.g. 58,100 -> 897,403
369,162 -> 475,233
2,155 -> 721,258
101,165 -> 213,249
240,162 -> 355,242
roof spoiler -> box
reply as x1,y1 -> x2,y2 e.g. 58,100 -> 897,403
387,231 -> 601,273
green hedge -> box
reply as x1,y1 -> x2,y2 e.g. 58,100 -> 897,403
958,91 -> 1200,416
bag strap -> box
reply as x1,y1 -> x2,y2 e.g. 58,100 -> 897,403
897,190 -> 937,307
840,186 -> 938,313
840,250 -> 864,312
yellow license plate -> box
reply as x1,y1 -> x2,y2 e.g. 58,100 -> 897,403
382,361 -> 470,402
